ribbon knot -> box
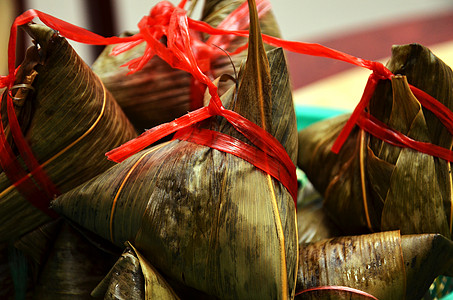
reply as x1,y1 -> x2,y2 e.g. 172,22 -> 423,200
0,73 -> 16,90
371,61 -> 393,81
149,1 -> 175,21
5,0 -> 453,212
140,1 -> 180,40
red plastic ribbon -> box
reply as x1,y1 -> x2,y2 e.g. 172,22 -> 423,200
106,97 -> 298,203
181,21 -> 453,160
5,89 -> 60,215
191,0 -> 271,109
253,36 -> 453,159
109,0 -> 270,110
357,112 -> 453,162
205,0 -> 271,52
109,0 -> 271,73
3,0 -> 453,213
102,0 -> 298,201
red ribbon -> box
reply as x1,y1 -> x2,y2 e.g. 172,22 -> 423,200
3,88 -> 59,216
0,9 -> 140,215
358,112 -> 453,162
174,126 -> 298,202
0,0 -> 297,209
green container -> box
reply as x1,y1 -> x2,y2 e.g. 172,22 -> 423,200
443,293 -> 453,300
295,105 -> 349,130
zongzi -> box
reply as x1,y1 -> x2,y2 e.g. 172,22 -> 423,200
52,1 -> 298,297
298,44 -> 453,238
91,0 -> 281,132
0,23 -> 137,241
32,222 -> 117,299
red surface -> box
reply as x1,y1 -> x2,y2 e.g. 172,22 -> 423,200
286,11 -> 453,89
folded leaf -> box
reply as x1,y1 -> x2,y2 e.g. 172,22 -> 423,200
92,0 -> 281,132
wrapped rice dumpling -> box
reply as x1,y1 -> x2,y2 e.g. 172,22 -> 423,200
52,2 -> 298,298
91,0 -> 281,131
0,220 -> 62,299
13,219 -> 61,281
91,245 -> 146,300
0,23 -> 137,241
6,219 -> 120,299
298,44 -> 453,237
295,231 -> 453,300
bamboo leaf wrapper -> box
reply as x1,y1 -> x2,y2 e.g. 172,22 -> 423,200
0,24 -> 137,241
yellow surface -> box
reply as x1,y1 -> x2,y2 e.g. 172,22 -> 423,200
0,0 -> 15,75
293,40 -> 453,111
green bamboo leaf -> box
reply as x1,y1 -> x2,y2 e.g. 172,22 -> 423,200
128,242 -> 180,300
381,78 -> 449,236
92,242 -> 183,299
401,233 -> 453,299
297,231 -> 405,300
33,222 -> 116,299
373,45 -> 453,236
372,75 -> 422,164
298,114 -> 374,233
386,44 -> 453,149
14,219 -> 61,275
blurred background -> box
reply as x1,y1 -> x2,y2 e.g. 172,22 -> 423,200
1,0 -> 453,115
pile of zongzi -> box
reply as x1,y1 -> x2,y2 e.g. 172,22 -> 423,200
1,0 -> 453,299
92,0 -> 281,132
52,0 -> 299,299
